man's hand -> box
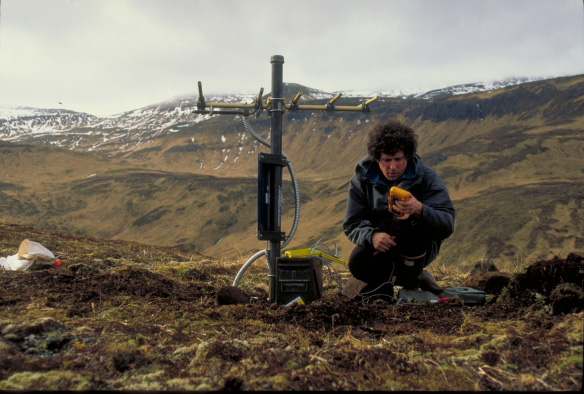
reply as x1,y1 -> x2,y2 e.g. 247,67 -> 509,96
393,195 -> 423,220
372,232 -> 396,253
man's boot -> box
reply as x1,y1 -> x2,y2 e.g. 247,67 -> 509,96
395,253 -> 425,290
419,270 -> 447,297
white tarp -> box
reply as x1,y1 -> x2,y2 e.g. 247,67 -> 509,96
0,239 -> 56,271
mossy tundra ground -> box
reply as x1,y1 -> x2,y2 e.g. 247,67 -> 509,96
0,222 -> 582,391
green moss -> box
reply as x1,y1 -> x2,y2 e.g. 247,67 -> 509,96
381,379 -> 405,390
558,354 -> 583,370
166,378 -> 199,390
0,371 -> 93,390
285,359 -> 300,369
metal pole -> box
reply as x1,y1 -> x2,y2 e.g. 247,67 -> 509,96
268,55 -> 284,302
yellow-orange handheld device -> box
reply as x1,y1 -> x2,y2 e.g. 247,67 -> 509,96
389,186 -> 412,219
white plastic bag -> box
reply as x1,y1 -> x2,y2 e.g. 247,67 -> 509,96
0,254 -> 35,271
18,239 -> 55,261
0,239 -> 55,271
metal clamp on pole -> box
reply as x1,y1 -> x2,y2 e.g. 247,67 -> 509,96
270,97 -> 284,114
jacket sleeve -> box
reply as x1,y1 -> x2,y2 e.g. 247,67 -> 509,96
343,175 -> 377,247
417,169 -> 455,241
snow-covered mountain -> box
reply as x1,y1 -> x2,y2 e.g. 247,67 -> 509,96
0,77 -> 548,153
413,77 -> 544,99
333,77 -> 545,100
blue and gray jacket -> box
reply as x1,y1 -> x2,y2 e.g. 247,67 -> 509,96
343,155 -> 455,262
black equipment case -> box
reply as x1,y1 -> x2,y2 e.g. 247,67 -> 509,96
275,257 -> 323,306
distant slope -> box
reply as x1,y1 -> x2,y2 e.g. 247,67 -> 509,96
1,75 -> 583,271
0,142 -> 258,252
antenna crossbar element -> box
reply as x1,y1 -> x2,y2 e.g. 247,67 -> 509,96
286,102 -> 377,112
199,102 -> 257,109
193,109 -> 250,115
194,81 -> 378,115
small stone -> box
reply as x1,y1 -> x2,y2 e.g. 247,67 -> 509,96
469,259 -> 499,275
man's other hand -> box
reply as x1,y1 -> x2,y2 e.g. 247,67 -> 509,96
372,232 -> 397,253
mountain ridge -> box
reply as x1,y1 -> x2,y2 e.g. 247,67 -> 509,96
0,75 -> 556,121
0,75 -> 556,142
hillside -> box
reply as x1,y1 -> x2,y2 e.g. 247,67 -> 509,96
0,222 -> 582,390
1,75 -> 583,271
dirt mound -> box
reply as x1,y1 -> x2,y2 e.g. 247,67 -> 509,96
464,271 -> 511,295
215,286 -> 248,305
499,252 -> 584,314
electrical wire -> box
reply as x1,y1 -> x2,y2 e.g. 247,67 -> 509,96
232,116 -> 300,287
344,259 -> 397,304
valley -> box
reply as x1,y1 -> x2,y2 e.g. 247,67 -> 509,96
1,75 -> 583,271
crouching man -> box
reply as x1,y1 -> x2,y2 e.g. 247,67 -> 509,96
343,119 -> 455,298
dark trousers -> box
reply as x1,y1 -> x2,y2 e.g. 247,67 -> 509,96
348,245 -> 429,289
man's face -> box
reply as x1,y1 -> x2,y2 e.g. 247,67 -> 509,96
377,151 -> 407,181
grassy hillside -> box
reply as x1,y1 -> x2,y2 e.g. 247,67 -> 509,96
1,75 -> 583,271
0,146 -> 258,253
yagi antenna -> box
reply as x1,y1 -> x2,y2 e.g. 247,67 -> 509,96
194,84 -> 377,116
193,55 -> 376,303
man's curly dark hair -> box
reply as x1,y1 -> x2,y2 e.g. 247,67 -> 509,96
367,119 -> 418,161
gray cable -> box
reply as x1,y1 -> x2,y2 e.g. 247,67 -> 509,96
232,116 -> 300,287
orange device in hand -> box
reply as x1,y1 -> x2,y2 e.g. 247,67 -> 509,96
389,186 -> 412,219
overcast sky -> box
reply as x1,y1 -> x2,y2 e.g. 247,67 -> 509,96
1,0 -> 582,116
